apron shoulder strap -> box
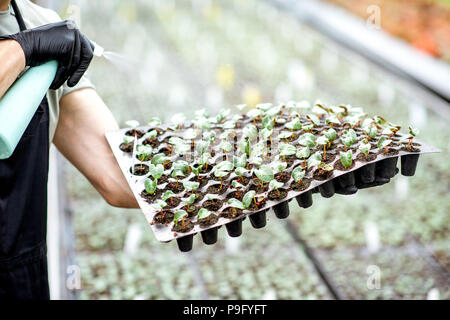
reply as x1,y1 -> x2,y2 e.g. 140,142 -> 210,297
11,0 -> 27,31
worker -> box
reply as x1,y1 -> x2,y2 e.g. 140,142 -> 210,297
0,0 -> 138,299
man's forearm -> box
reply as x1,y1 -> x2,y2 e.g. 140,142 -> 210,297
0,40 -> 25,99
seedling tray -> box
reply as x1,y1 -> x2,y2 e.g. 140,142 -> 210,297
105,104 -> 440,252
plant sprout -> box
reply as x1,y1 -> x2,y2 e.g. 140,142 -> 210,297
232,180 -> 245,197
234,167 -> 249,183
136,145 -> 153,162
227,190 -> 256,216
239,137 -> 251,157
220,141 -> 233,160
259,127 -> 273,143
214,160 -> 233,190
278,131 -> 293,142
182,180 -> 200,194
173,210 -> 188,229
298,133 -> 316,148
307,152 -> 322,169
125,120 -> 140,129
170,113 -> 186,130
144,178 -> 157,195
296,146 -> 310,168
271,160 -> 287,174
278,143 -> 296,161
181,194 -> 196,211
316,135 -> 329,159
148,117 -> 161,127
318,162 -> 334,173
233,154 -> 247,169
359,139 -> 371,159
341,129 -> 357,151
144,130 -> 158,141
325,114 -> 340,127
269,179 -> 284,197
151,199 -> 167,214
171,160 -> 189,187
405,126 -> 419,150
151,153 -> 170,168
203,131 -> 216,144
149,163 -> 164,181
162,190 -> 175,206
323,128 -> 337,147
292,166 -> 306,185
254,165 -> 274,189
363,125 -> 377,140
243,124 -> 258,141
377,135 -> 393,153
306,114 -> 321,127
285,118 -> 302,131
340,150 -> 353,168
197,208 -> 212,221
122,135 -> 135,147
262,115 -> 275,130
198,152 -> 211,171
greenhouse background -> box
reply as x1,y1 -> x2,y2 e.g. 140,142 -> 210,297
39,0 -> 449,299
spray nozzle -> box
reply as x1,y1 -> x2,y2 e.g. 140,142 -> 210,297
90,40 -> 104,57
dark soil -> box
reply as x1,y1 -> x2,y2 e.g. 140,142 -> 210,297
249,180 -> 269,193
321,152 -> 336,164
313,168 -> 334,180
164,196 -> 181,209
119,142 -> 133,153
172,220 -> 194,233
140,189 -> 162,202
334,160 -> 356,171
378,148 -> 399,156
227,190 -> 244,201
247,197 -> 267,211
401,145 -> 421,153
165,182 -> 185,193
206,184 -> 228,195
152,210 -> 174,225
356,152 -> 377,162
182,205 -> 199,218
232,176 -> 250,186
275,171 -> 291,183
197,214 -> 219,227
268,188 -> 288,200
189,176 -> 208,188
290,178 -> 312,191
142,138 -> 160,148
125,129 -> 144,139
203,199 -> 224,211
220,207 -> 244,219
130,164 -> 149,176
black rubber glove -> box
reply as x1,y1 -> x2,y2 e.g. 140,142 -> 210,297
0,20 -> 93,89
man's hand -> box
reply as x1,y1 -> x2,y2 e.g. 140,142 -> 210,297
0,20 -> 93,89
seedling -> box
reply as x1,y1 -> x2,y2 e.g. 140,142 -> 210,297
144,178 -> 157,195
382,123 -> 401,137
197,208 -> 212,221
359,139 -> 371,159
296,147 -> 310,168
182,180 -> 200,195
259,127 -> 273,143
262,114 -> 275,130
148,117 -> 161,127
306,114 -> 321,127
173,210 -> 188,229
214,160 -> 233,190
233,154 -> 247,169
219,141 -> 233,160
149,163 -> 164,181
162,190 -> 176,206
341,129 -> 357,151
405,126 -> 419,151
278,131 -> 293,142
278,143 -> 296,161
316,135 -> 329,159
198,152 -> 211,171
325,114 -> 340,127
323,128 -> 337,147
239,137 -> 251,157
269,179 -> 284,197
271,160 -> 287,174
125,120 -> 140,129
234,167 -> 249,183
181,194 -> 196,212
170,113 -> 186,130
377,135 -> 393,154
363,125 -> 377,140
232,180 -> 245,197
298,133 -> 316,148
292,166 -> 306,185
227,190 -> 256,217
171,160 -> 189,187
152,200 -> 168,217
307,152 -> 322,169
254,165 -> 274,189
285,118 -> 302,131
123,135 -> 135,147
144,129 -> 158,141
243,124 -> 258,141
340,150 -> 353,168
151,153 -> 171,168
136,144 -> 153,162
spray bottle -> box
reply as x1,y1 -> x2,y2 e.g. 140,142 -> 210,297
0,41 -> 104,159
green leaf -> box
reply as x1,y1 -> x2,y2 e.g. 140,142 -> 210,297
125,120 -> 139,128
262,115 -> 275,129
298,133 -> 316,147
265,105 -> 281,117
222,120 -> 236,129
255,165 -> 274,182
235,167 -> 249,176
374,115 -> 386,126
242,190 -> 256,209
325,115 -> 340,126
198,153 -> 211,166
183,128 -> 197,140
144,178 -> 157,195
409,126 -> 419,137
216,161 -> 233,172
318,163 -> 334,171
191,165 -> 203,176
232,180 -> 245,189
259,128 -> 273,141
250,142 -> 266,159
148,117 -> 161,127
359,140 -> 371,156
278,131 -> 293,139
377,136 -> 392,150
162,190 -> 175,201
203,131 -> 215,143
173,210 -> 188,225
292,167 -> 305,183
285,118 -> 302,130
168,137 -> 185,145
144,130 -> 158,139
238,138 -> 251,156
206,194 -> 220,200
246,108 -> 262,119
269,179 -> 284,191
182,194 -> 196,206
182,180 -> 200,192
149,164 -> 164,179
243,124 -> 258,140
123,135 -> 135,144
306,114 -> 321,126
364,126 -> 378,138
324,128 -> 337,142
173,160 -> 189,173
307,152 -> 322,169
340,150 -> 353,168
197,208 -> 211,219
151,153 -> 169,165
220,141 -> 233,152
233,154 -> 247,168
227,198 -> 245,210
271,160 -> 287,174
296,147 -> 310,159
170,113 -> 186,126
316,135 -> 329,146
278,143 -> 296,156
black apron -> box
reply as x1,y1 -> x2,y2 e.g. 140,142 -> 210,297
0,0 -> 50,300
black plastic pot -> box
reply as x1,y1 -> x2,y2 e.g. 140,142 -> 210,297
334,179 -> 358,195
338,172 -> 355,189
356,163 -> 376,183
200,227 -> 218,245
249,210 -> 267,229
273,201 -> 290,219
176,235 -> 194,252
225,219 -> 243,237
296,191 -> 313,208
401,154 -> 420,176
318,180 -> 335,198
376,157 -> 398,179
